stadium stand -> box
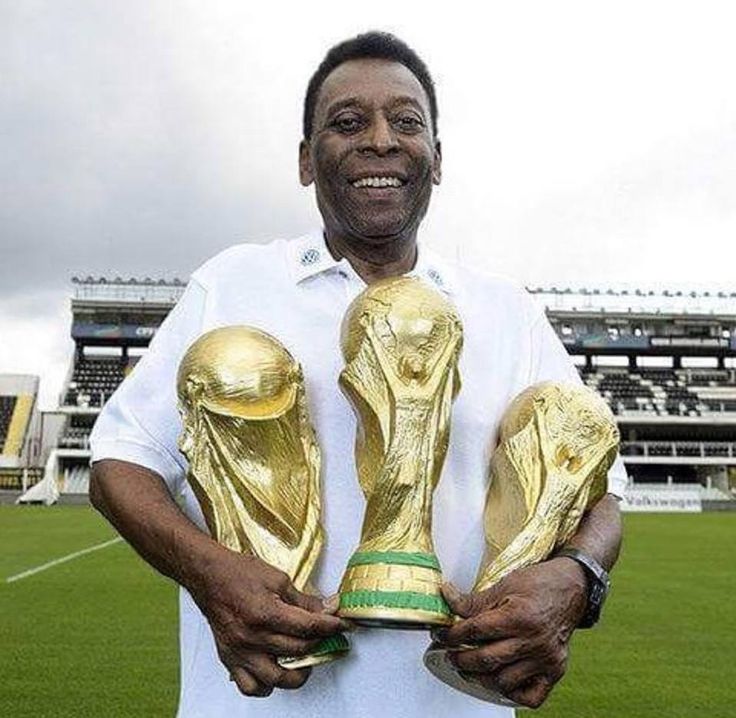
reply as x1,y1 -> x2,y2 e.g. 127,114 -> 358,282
15,277 -> 184,504
533,286 -> 736,508
0,395 -> 17,448
0,375 -> 39,465
9,279 -> 736,509
580,367 -> 736,417
63,357 -> 128,408
0,375 -> 41,496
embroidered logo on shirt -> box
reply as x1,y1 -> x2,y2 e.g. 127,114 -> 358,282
428,268 -> 444,287
300,248 -> 321,266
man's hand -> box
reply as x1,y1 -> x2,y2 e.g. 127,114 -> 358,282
434,557 -> 587,709
189,547 -> 351,697
90,461 -> 353,698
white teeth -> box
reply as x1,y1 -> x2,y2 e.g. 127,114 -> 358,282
352,176 -> 403,188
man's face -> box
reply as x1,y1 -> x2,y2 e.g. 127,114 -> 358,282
300,58 -> 441,245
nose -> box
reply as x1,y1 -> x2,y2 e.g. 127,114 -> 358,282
358,112 -> 400,156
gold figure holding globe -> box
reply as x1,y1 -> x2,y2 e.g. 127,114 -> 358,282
176,325 -> 349,668
337,276 -> 464,628
424,382 -> 619,703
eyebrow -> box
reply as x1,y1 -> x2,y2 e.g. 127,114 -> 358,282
324,95 -> 428,119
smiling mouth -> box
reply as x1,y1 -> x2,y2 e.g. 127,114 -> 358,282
351,176 -> 406,189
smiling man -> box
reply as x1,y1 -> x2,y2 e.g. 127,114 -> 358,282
300,51 -> 440,281
89,32 -> 626,717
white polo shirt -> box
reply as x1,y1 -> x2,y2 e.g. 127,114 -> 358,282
90,228 -> 627,718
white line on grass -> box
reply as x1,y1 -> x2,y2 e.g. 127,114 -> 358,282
5,536 -> 124,583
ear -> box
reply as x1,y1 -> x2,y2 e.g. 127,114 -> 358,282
432,139 -> 442,185
299,139 -> 314,187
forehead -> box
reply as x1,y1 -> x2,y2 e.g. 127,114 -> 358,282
314,58 -> 431,119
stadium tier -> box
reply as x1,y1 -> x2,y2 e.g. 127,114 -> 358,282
580,366 -> 736,418
0,375 -> 40,494
531,286 -> 736,507
0,375 -> 39,465
64,357 -> 128,408
15,277 -> 184,503
0,395 -> 17,448
11,279 -> 736,508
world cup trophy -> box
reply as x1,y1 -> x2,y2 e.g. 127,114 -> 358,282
176,325 -> 349,669
424,382 -> 620,703
337,277 -> 463,629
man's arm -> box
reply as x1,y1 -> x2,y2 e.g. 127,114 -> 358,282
90,459 -> 351,697
437,493 -> 622,709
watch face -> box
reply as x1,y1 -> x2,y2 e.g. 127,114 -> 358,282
555,549 -> 610,627
591,583 -> 604,605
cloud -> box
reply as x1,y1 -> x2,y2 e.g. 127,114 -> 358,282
1,1 -> 735,407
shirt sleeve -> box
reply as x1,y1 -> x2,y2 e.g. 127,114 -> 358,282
527,303 -> 628,499
89,278 -> 207,495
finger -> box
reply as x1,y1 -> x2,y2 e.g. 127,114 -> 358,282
275,666 -> 312,690
493,659 -> 542,697
243,652 -> 312,691
507,675 -> 553,709
441,582 -> 505,619
249,631 -> 321,658
230,666 -> 272,698
440,582 -> 476,619
281,583 -> 327,614
440,609 -> 513,647
449,638 -> 525,673
241,652 -> 288,689
321,593 -> 341,615
266,602 -> 352,639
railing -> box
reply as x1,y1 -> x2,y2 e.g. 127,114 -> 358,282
621,441 -> 736,459
62,391 -> 112,409
58,434 -> 91,450
0,467 -> 44,491
613,401 -> 736,417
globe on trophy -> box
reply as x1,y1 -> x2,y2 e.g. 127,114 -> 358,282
176,325 -> 349,669
336,276 -> 464,629
424,382 -> 620,704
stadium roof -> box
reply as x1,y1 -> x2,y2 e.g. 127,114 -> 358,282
71,276 -> 186,304
71,276 -> 185,286
529,286 -> 736,316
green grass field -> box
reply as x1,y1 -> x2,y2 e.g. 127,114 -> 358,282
1,506 -> 734,717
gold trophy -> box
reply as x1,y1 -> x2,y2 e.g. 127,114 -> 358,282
337,277 -> 463,629
424,382 -> 619,704
176,325 -> 349,669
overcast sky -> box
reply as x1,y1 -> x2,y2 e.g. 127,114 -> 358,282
2,1 -> 735,409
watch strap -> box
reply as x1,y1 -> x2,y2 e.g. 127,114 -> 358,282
555,547 -> 610,628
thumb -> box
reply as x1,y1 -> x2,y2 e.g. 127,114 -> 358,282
440,582 -> 475,618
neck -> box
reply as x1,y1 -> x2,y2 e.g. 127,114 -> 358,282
324,228 -> 418,285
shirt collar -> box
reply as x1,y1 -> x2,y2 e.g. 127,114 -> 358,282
287,229 -> 456,296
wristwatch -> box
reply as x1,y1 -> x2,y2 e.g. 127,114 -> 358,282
554,547 -> 611,628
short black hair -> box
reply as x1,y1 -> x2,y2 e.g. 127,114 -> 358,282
303,31 -> 438,140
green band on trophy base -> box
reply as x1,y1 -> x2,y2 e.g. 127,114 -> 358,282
278,634 -> 351,670
340,590 -> 450,615
339,550 -> 452,628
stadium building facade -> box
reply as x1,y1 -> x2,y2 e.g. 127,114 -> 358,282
6,277 -> 736,509
534,286 -> 736,510
12,277 -> 185,504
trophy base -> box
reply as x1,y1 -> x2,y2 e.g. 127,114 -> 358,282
338,603 -> 452,630
423,642 -> 521,708
277,634 -> 350,670
338,551 -> 452,628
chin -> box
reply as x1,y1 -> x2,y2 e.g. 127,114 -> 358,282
349,215 -> 413,243
355,230 -> 403,245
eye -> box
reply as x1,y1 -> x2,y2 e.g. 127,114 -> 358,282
331,114 -> 364,134
393,115 -> 424,133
